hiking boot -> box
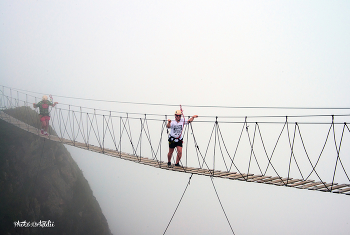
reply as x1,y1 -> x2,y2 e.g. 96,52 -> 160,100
44,131 -> 49,136
167,162 -> 172,167
175,163 -> 182,167
40,129 -> 44,135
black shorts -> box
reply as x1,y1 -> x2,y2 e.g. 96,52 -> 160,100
169,138 -> 183,148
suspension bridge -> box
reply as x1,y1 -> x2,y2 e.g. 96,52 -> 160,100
1,85 -> 350,196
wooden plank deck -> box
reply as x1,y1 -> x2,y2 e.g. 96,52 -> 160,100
1,110 -> 350,196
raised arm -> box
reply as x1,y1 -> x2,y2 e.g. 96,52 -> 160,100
188,115 -> 198,123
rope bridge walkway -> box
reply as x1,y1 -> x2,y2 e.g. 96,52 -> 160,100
2,86 -> 350,196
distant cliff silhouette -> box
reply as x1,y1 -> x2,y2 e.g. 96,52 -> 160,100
0,107 -> 113,235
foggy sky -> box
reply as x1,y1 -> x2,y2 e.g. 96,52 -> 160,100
1,1 -> 350,234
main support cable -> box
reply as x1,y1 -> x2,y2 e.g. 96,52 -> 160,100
210,176 -> 236,235
163,174 -> 193,235
2,91 -> 350,123
4,85 -> 350,111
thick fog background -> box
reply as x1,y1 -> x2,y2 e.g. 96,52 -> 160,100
1,1 -> 350,234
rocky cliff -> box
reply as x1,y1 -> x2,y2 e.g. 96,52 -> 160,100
0,107 -> 113,235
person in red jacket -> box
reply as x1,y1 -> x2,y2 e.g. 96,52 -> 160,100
33,95 -> 58,136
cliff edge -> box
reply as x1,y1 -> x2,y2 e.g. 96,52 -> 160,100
0,107 -> 113,235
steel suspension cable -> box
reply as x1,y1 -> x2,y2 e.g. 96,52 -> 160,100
163,174 -> 193,235
4,85 -> 350,110
210,177 -> 236,235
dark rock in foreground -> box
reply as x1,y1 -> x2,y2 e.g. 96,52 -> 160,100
0,107 -> 112,235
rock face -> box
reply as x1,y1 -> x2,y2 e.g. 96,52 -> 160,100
0,107 -> 112,235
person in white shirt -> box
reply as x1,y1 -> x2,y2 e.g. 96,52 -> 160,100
166,110 -> 198,167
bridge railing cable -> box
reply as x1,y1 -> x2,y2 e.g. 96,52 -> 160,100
1,86 -> 350,193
